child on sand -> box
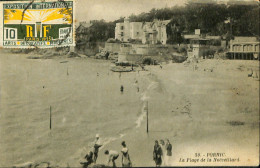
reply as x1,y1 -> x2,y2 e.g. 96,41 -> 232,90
80,151 -> 93,168
121,141 -> 132,167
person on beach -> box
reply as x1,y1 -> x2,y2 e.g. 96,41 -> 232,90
105,51 -> 109,60
80,151 -> 93,168
141,65 -> 145,71
104,150 -> 119,167
159,140 -> 165,165
121,141 -> 132,167
153,140 -> 163,167
164,139 -> 172,166
120,85 -> 124,93
93,134 -> 102,163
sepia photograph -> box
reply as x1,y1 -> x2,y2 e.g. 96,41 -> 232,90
0,0 -> 259,167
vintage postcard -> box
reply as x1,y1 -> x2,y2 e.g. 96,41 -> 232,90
0,0 -> 259,167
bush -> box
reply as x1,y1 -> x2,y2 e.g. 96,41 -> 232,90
217,47 -> 224,53
106,38 -> 121,43
209,40 -> 221,46
106,38 -> 116,43
202,49 -> 216,59
142,57 -> 158,65
129,38 -> 142,44
178,46 -> 187,53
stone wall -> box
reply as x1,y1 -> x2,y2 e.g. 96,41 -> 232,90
105,43 -> 121,53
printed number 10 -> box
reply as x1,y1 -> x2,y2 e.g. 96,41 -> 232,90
5,28 -> 16,39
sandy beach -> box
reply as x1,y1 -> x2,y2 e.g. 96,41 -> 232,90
0,51 -> 259,167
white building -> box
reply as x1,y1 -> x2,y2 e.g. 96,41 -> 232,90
115,18 -> 170,45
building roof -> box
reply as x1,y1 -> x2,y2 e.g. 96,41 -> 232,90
116,22 -> 124,25
116,19 -> 171,28
184,34 -> 220,40
205,36 -> 221,40
77,21 -> 92,28
190,38 -> 210,41
184,34 -> 200,39
232,36 -> 259,43
76,22 -> 92,34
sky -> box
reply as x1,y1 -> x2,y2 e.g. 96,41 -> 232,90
75,0 -> 187,23
75,0 -> 258,23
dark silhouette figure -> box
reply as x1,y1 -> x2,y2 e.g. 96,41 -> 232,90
153,140 -> 162,167
80,151 -> 94,168
120,85 -> 124,93
105,51 -> 109,60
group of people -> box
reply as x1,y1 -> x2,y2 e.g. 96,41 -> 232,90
153,139 -> 172,167
81,134 -> 131,168
81,135 -> 172,167
104,141 -> 132,167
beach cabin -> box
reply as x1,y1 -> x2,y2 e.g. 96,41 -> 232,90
188,38 -> 210,59
228,37 -> 259,60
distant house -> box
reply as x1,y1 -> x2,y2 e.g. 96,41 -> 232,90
228,36 -> 259,60
115,18 -> 170,45
75,21 -> 93,53
184,29 -> 221,58
76,21 -> 92,41
188,38 -> 210,58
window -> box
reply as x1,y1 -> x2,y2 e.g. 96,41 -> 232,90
136,32 -> 139,35
121,32 -> 124,36
121,26 -> 124,30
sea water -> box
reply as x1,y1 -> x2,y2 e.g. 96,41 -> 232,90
0,53 -> 150,166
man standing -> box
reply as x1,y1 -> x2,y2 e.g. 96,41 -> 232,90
165,139 -> 172,166
93,134 -> 102,163
104,150 -> 119,167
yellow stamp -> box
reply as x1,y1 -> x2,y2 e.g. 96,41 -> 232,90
2,0 -> 75,48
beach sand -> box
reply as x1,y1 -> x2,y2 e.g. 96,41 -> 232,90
0,51 -> 259,167
98,59 -> 259,167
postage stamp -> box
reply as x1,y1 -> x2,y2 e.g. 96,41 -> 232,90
1,0 -> 75,48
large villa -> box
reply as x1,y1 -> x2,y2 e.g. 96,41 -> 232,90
115,18 -> 170,45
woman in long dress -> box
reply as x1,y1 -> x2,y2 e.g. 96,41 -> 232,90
153,140 -> 162,167
159,140 -> 166,166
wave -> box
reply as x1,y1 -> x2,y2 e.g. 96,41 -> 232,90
136,78 -> 159,128
135,103 -> 147,128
